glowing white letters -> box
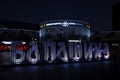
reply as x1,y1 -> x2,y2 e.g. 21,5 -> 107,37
44,41 -> 110,63
10,41 -> 110,64
11,41 -> 25,64
11,41 -> 40,64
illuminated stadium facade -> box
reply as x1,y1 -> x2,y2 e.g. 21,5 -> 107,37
39,20 -> 90,41
0,20 -> 110,66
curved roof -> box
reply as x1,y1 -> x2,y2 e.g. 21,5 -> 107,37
39,20 -> 90,29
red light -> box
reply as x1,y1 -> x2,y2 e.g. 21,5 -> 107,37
16,45 -> 30,51
0,45 -> 10,51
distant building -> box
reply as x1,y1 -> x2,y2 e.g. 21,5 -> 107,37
0,20 -> 39,41
112,2 -> 120,31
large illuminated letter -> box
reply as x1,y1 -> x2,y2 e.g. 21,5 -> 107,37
93,43 -> 102,60
57,42 -> 68,62
102,43 -> 110,59
69,42 -> 82,61
44,41 -> 56,63
84,43 -> 93,61
11,41 -> 25,64
26,41 -> 40,64
93,43 -> 110,60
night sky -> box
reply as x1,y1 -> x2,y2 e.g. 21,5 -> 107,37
0,0 -> 119,31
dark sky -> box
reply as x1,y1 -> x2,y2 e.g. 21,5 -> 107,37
0,0 -> 119,31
